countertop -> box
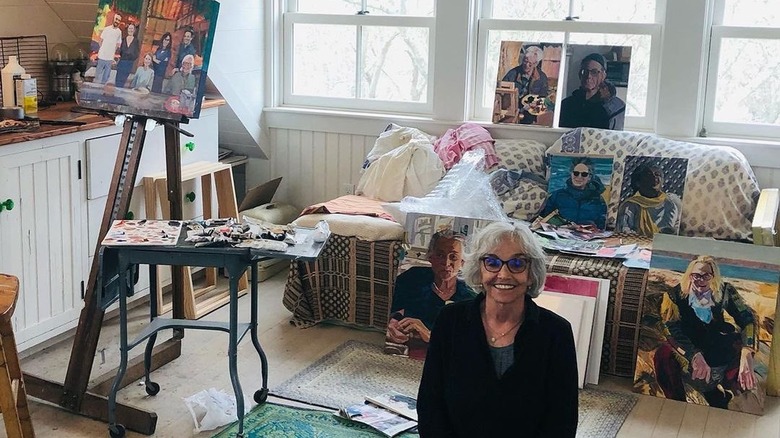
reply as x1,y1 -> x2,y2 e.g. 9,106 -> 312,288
0,98 -> 226,148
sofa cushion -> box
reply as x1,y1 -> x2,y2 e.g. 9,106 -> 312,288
493,139 -> 550,219
499,179 -> 549,221
494,139 -> 548,178
293,213 -> 405,241
548,128 -> 760,240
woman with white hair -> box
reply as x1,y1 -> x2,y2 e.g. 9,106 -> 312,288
417,221 -> 578,437
653,255 -> 757,408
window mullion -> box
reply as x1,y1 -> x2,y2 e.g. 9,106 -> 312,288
356,24 -> 363,99
431,0 -> 471,120
655,0 -> 711,137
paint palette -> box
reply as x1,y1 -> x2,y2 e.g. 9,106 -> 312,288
101,220 -> 183,246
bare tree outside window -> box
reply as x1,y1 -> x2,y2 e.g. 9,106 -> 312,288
709,1 -> 780,128
291,0 -> 432,105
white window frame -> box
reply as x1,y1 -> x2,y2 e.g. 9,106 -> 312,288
702,1 -> 780,139
281,4 -> 436,115
266,0 -> 780,152
473,1 -> 663,131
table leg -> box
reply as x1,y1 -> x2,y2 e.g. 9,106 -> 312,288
143,264 -> 160,397
249,262 -> 269,404
226,262 -> 246,437
108,258 -> 131,437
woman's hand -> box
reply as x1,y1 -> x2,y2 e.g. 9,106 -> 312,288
691,352 -> 711,383
386,318 -> 410,343
738,347 -> 756,391
399,318 -> 431,343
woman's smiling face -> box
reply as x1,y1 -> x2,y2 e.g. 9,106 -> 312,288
481,237 -> 530,306
571,163 -> 591,189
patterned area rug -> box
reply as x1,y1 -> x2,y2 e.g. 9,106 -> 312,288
212,403 -> 417,438
274,340 -> 423,409
221,340 -> 637,437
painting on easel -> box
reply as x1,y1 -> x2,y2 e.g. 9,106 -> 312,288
77,0 -> 220,120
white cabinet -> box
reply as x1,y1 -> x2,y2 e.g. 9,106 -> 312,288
0,141 -> 85,348
0,104 -> 221,352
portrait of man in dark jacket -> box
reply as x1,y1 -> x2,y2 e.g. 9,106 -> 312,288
501,45 -> 548,125
559,52 -> 626,130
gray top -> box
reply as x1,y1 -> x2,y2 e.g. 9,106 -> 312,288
489,343 -> 515,378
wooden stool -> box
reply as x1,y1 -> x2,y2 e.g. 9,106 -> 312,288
0,274 -> 34,437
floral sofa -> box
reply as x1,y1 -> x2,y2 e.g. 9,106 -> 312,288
283,127 -> 761,377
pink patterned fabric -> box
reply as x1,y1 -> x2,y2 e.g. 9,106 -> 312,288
433,123 -> 498,170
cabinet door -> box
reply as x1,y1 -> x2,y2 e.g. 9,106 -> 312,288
0,142 -> 84,347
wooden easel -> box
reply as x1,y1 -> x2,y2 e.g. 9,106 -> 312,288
22,114 -> 192,435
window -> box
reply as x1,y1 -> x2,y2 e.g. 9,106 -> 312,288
474,0 -> 662,129
283,0 -> 435,113
703,0 -> 780,137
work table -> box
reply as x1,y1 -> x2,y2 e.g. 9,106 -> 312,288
0,98 -> 225,148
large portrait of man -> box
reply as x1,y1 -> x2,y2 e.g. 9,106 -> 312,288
559,45 -> 631,131
384,229 -> 477,360
493,41 -> 562,127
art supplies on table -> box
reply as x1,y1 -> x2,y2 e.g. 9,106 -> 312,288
102,219 -> 182,246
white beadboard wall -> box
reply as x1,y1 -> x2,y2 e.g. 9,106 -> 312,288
252,125 -> 780,211
255,128 -> 376,210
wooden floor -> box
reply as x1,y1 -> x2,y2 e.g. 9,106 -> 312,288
3,271 -> 780,437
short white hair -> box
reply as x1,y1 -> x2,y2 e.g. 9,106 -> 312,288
182,54 -> 195,65
523,45 -> 543,64
461,221 -> 547,298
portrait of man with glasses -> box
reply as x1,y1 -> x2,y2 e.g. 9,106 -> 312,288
559,51 -> 627,130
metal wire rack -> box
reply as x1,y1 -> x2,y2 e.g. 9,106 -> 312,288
0,35 -> 50,106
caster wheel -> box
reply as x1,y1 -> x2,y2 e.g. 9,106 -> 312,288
254,388 -> 269,404
109,423 -> 126,438
145,381 -> 160,396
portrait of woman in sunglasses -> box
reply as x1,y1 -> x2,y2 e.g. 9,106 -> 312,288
418,221 -> 578,437
538,156 -> 608,229
651,255 -> 757,409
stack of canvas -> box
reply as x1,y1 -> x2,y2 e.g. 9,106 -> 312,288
753,188 -> 779,246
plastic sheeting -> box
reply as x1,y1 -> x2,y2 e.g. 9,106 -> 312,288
398,149 -> 508,222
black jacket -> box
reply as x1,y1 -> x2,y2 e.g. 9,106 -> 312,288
559,85 -> 626,130
417,293 -> 579,437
